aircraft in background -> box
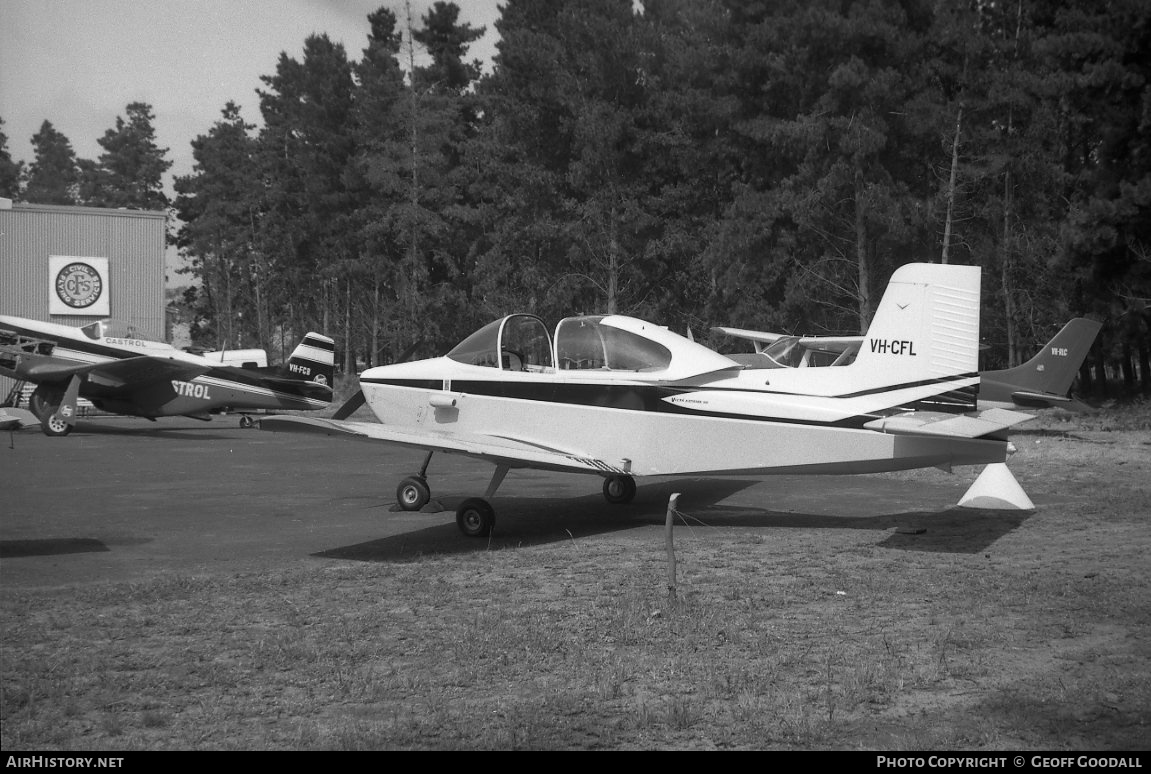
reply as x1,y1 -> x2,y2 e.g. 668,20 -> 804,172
978,318 -> 1102,410
710,327 -> 861,368
714,317 -> 1100,410
0,315 -> 335,436
261,263 -> 1034,538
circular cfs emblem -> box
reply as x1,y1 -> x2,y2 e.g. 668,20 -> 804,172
55,262 -> 103,309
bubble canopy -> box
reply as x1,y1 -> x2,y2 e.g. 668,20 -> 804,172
79,318 -> 157,341
446,313 -> 736,378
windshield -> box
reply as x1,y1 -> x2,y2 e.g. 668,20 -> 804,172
500,314 -> 553,371
447,318 -> 503,367
760,336 -> 858,367
762,336 -> 802,367
447,314 -> 553,371
79,318 -> 154,341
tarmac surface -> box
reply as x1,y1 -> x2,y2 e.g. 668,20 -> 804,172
1,415 -> 1033,590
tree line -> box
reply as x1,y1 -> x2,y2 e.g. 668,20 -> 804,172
2,0 -> 1148,400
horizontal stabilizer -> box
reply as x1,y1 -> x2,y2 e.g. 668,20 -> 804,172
1009,390 -> 1076,408
259,375 -> 333,401
864,407 -> 1033,439
1008,392 -> 1094,413
0,407 -> 38,431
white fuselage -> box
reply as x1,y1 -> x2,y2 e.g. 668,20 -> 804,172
358,357 -> 1004,477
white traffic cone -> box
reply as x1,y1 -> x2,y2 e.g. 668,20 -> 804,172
958,463 -> 1035,510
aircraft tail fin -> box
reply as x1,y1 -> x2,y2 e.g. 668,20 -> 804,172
848,262 -> 982,411
984,318 -> 1101,398
283,333 -> 336,389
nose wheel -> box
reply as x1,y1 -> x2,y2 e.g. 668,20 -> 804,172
603,474 -> 636,504
396,476 -> 432,511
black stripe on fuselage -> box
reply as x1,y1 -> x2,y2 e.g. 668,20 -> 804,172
360,375 -> 979,428
834,374 -> 979,401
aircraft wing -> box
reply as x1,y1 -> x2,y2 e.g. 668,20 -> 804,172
12,352 -> 210,389
712,327 -> 862,351
259,415 -> 634,475
863,408 -> 1034,439
710,326 -> 787,346
249,374 -> 334,401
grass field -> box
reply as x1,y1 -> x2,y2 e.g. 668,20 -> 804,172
2,403 -> 1148,750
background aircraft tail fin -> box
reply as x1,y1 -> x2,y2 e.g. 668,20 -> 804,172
851,262 -> 981,381
284,333 -> 336,389
984,318 -> 1102,397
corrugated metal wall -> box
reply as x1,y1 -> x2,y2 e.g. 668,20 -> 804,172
0,200 -> 167,401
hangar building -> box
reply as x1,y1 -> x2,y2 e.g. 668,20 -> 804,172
0,198 -> 168,400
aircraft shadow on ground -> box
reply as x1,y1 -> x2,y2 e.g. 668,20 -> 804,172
0,538 -> 109,558
313,477 -> 1032,562
1011,426 -> 1094,441
59,420 -> 246,441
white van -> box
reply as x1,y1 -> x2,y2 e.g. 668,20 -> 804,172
199,349 -> 268,369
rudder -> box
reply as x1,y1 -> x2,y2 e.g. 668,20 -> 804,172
286,333 -> 336,388
850,263 -> 982,387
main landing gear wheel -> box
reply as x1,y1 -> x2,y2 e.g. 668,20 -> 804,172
396,476 -> 432,511
41,412 -> 73,437
29,387 -> 72,437
603,475 -> 637,504
239,415 -> 255,429
456,498 -> 495,538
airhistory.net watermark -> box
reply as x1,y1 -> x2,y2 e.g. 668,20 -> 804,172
5,758 -> 124,768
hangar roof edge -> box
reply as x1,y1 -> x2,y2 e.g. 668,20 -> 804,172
1,200 -> 166,219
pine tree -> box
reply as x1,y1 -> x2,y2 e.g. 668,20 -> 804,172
173,102 -> 263,350
256,34 -> 357,338
347,6 -> 410,366
473,0 -> 656,319
80,102 -> 172,210
1054,0 -> 1151,395
23,120 -> 80,204
0,117 -> 24,199
712,0 -> 939,334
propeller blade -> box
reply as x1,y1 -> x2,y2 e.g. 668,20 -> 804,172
395,339 -> 423,363
331,390 -> 366,420
331,340 -> 420,421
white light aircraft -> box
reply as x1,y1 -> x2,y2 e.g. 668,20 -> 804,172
261,263 -> 1035,537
